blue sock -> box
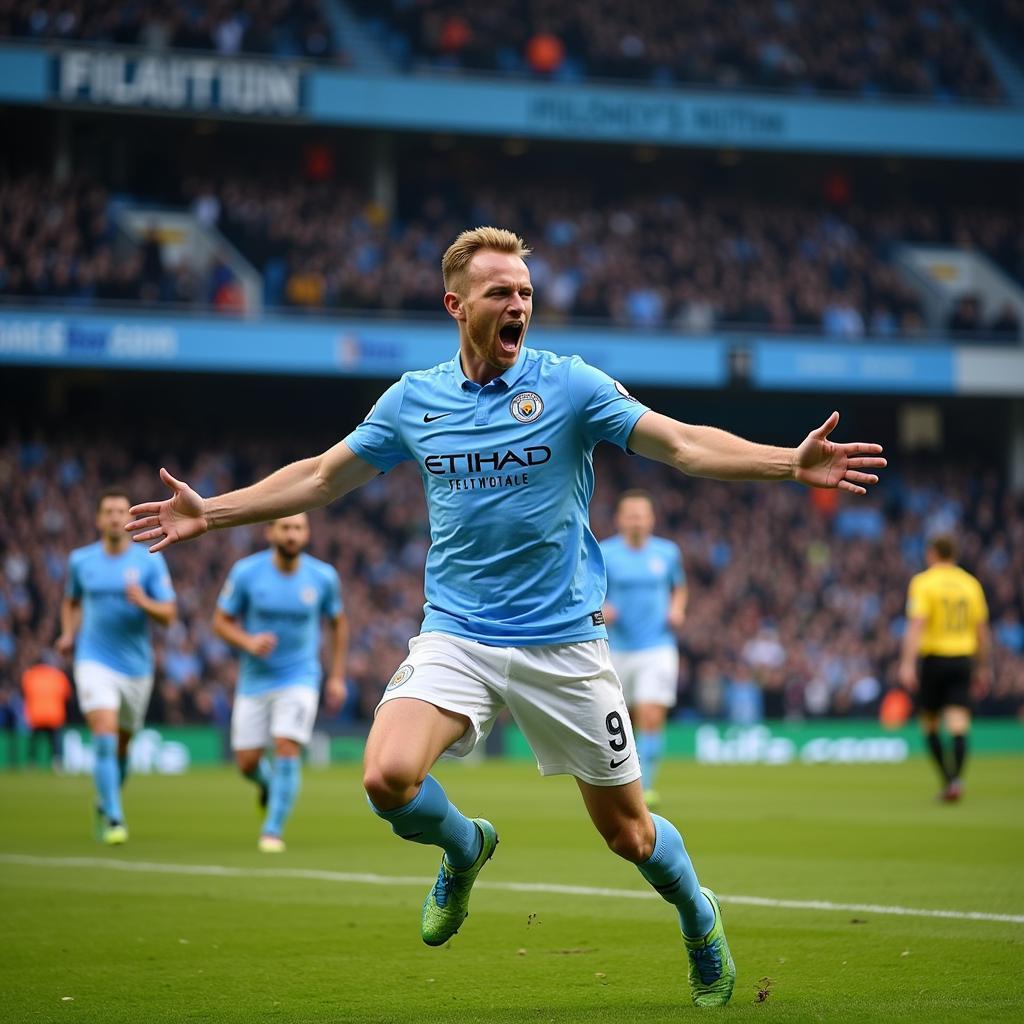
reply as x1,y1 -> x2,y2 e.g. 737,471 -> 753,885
244,757 -> 272,789
93,734 -> 123,824
370,774 -> 482,869
118,752 -> 129,788
637,730 -> 665,790
263,756 -> 301,838
637,814 -> 715,939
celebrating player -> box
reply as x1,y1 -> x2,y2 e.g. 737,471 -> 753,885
58,487 -> 176,844
127,227 -> 886,1007
898,534 -> 990,802
213,513 -> 347,852
601,490 -> 686,807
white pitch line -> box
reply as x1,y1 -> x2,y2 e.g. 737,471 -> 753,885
2,853 -> 1022,925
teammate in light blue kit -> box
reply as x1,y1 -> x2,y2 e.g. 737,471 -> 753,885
129,227 -> 887,1008
58,487 -> 176,845
214,513 -> 347,852
602,490 -> 687,806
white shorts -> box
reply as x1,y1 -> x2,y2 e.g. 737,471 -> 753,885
611,646 -> 680,709
231,685 -> 320,751
377,633 -> 640,787
74,660 -> 154,733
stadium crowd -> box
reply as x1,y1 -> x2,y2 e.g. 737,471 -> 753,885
0,431 -> 1021,734
3,171 -> 1023,340
0,0 -> 341,60
354,0 -> 1005,101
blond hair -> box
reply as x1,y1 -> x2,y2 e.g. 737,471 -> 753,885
441,226 -> 531,294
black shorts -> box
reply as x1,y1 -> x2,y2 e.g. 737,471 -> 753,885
918,655 -> 972,713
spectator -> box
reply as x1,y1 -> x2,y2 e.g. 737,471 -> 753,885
20,648 -> 71,770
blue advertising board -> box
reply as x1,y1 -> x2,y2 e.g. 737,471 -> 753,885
0,309 -> 728,388
1,43 -> 1023,158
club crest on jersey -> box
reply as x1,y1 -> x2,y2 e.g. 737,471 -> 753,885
124,567 -> 140,584
387,665 -> 414,690
510,391 -> 544,423
300,586 -> 318,606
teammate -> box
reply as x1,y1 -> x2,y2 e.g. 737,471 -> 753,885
58,487 -> 176,844
127,227 -> 886,1008
213,513 -> 347,852
601,490 -> 686,807
898,535 -> 990,802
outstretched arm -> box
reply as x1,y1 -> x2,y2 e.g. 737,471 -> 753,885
628,410 -> 885,495
127,440 -> 380,552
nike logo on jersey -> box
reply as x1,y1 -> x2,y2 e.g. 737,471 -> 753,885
423,412 -> 452,423
609,754 -> 631,769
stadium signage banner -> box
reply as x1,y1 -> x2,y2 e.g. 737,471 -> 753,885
0,310 -> 728,387
55,49 -> 304,117
60,728 -> 196,775
693,725 -> 909,765
750,340 -> 956,394
308,72 -> 1024,160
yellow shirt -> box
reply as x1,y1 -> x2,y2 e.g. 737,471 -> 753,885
906,563 -> 988,657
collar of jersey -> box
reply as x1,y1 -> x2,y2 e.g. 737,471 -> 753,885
452,347 -> 531,393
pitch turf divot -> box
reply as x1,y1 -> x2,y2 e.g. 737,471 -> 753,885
2,853 -> 1022,926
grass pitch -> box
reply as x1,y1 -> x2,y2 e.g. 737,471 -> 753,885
1,757 -> 1022,1023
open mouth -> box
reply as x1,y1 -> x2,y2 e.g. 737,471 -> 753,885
498,321 -> 524,354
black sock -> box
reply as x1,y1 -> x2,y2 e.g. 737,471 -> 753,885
951,734 -> 967,780
118,754 -> 129,787
924,731 -> 950,783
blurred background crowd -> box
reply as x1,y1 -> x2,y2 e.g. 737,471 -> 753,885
354,0 -> 1005,100
0,0 -> 342,61
2,169 -> 1022,340
1,429 -> 1021,734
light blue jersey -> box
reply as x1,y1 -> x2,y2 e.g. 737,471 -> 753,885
66,542 -> 175,676
601,535 -> 685,652
218,550 -> 343,695
344,347 -> 650,646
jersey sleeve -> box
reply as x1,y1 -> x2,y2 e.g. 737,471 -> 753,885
670,543 -> 686,587
906,575 -> 929,620
65,551 -> 83,600
145,552 -> 176,601
323,568 -> 344,618
217,562 -> 248,617
342,378 -> 411,472
565,357 -> 650,451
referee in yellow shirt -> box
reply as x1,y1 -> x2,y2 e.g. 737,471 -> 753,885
898,535 -> 990,802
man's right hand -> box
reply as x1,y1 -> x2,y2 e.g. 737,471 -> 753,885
247,633 -> 278,658
55,633 -> 75,657
126,468 -> 208,552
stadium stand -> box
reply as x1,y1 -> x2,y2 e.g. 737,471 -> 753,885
0,0 -> 342,60
1,430 -> 1021,727
4,168 -> 1023,339
351,0 -> 1006,101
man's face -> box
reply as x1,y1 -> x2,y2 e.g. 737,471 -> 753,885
449,251 -> 533,373
96,497 -> 131,540
267,514 -> 310,559
616,497 -> 655,542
